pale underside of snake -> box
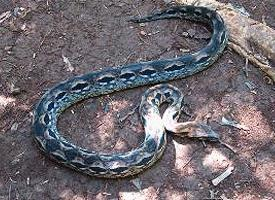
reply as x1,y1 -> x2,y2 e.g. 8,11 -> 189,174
32,6 -> 228,178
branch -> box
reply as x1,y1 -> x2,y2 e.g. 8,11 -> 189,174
175,0 -> 275,82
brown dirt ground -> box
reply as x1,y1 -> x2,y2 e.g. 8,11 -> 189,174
0,0 -> 275,199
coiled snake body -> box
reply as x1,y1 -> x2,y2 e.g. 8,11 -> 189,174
32,6 -> 228,178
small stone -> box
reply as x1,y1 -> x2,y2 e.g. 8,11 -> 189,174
140,30 -> 147,36
228,59 -> 234,64
180,48 -> 190,53
26,177 -> 30,185
139,23 -> 145,27
4,46 -> 12,51
182,31 -> 189,37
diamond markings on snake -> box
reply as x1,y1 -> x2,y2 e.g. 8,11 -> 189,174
32,6 -> 228,178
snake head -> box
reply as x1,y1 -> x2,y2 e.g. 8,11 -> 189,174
187,122 -> 220,142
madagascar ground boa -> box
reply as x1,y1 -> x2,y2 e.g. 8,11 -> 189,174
32,5 -> 228,178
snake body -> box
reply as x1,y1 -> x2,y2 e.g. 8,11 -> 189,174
32,6 -> 228,178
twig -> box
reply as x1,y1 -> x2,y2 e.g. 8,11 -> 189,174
177,0 -> 275,82
173,24 -> 179,33
182,147 -> 201,169
219,140 -> 237,154
212,166 -> 234,186
91,122 -> 104,133
182,154 -> 195,169
8,184 -> 12,200
244,57 -> 249,77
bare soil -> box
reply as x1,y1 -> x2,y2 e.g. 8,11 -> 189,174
0,0 -> 274,199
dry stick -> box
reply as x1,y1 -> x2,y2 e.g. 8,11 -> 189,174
176,0 -> 275,82
218,140 -> 237,154
181,147 -> 201,169
8,184 -> 11,200
212,166 -> 234,186
244,57 -> 249,78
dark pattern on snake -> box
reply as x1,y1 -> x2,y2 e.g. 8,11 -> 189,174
32,6 -> 228,178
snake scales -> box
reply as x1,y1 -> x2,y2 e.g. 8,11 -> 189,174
32,6 -> 228,178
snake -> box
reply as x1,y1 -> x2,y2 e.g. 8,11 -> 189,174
32,5 -> 228,178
